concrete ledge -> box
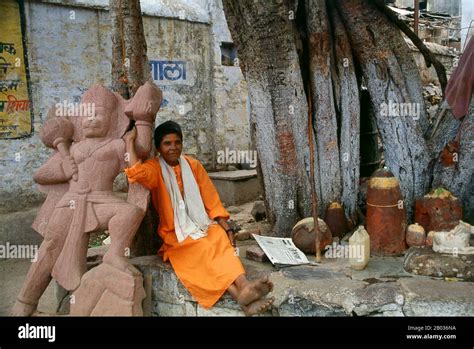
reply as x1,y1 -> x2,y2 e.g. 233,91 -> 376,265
400,278 -> 474,316
132,255 -> 252,316
208,170 -> 262,206
130,242 -> 474,317
209,170 -> 258,181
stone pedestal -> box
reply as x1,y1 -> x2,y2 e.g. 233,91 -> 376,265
70,262 -> 146,316
209,170 -> 262,206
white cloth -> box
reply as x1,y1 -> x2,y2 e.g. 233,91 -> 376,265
159,155 -> 214,243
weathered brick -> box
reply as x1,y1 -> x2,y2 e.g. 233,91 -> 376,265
246,245 -> 268,263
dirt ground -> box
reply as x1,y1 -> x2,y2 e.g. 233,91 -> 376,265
0,258 -> 56,316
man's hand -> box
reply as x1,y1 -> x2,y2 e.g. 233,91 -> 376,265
123,126 -> 137,144
61,155 -> 78,180
227,229 -> 236,247
123,127 -> 139,166
216,216 -> 236,247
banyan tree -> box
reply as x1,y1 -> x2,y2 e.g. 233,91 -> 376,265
221,0 -> 473,236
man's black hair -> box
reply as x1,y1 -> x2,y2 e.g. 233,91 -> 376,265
154,120 -> 183,149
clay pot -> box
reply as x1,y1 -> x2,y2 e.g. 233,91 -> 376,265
366,168 -> 407,255
425,231 -> 436,247
291,217 -> 332,253
324,202 -> 349,238
406,223 -> 426,247
415,188 -> 463,233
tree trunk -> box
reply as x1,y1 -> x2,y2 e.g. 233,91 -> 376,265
110,0 -> 158,256
305,0 -> 342,215
223,0 -> 446,235
110,0 -> 151,97
328,2 -> 360,223
372,0 -> 447,95
223,0 -> 311,236
110,0 -> 129,98
335,0 -> 430,218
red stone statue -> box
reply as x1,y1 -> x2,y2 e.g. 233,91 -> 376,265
11,82 -> 162,316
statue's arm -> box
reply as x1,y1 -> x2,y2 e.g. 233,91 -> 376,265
33,152 -> 70,185
134,121 -> 153,159
126,82 -> 162,159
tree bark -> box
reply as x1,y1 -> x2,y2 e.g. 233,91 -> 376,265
372,0 -> 447,95
110,0 -> 151,97
110,0 -> 129,98
328,2 -> 360,223
306,0 -> 342,214
223,0 -> 311,236
336,0 -> 431,218
429,105 -> 474,224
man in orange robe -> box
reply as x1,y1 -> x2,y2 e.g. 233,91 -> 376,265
123,121 -> 273,316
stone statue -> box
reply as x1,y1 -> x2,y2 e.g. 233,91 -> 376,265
11,82 -> 162,316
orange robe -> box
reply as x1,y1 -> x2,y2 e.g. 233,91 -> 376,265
124,155 -> 245,308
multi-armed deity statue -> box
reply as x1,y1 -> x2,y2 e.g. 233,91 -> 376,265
11,82 -> 162,316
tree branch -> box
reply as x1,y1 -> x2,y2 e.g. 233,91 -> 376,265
371,0 -> 447,94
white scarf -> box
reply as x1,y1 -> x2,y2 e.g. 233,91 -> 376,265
159,155 -> 214,243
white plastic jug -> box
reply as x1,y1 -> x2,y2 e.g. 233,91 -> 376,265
349,226 -> 370,270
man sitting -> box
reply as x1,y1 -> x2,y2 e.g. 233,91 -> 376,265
124,120 -> 273,316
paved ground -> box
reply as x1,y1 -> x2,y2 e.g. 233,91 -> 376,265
0,258 -> 56,316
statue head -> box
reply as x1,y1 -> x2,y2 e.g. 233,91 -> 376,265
80,85 -> 119,139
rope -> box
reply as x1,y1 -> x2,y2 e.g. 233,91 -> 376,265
366,202 -> 400,208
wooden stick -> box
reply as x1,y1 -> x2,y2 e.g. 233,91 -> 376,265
307,88 -> 321,262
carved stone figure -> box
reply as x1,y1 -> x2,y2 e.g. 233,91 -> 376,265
11,82 -> 162,316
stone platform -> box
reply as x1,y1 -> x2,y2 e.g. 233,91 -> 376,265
404,246 -> 473,281
131,241 -> 474,317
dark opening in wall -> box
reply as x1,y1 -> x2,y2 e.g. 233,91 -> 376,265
220,42 -> 237,66
420,0 -> 427,11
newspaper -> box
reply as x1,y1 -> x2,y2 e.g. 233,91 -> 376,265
252,234 -> 310,266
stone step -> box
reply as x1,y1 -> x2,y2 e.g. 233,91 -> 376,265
208,170 -> 262,206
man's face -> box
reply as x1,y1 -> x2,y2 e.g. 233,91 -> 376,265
82,106 -> 111,138
158,133 -> 182,165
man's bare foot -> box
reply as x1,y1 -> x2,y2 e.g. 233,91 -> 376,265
242,298 -> 274,316
237,276 -> 273,306
10,300 -> 37,317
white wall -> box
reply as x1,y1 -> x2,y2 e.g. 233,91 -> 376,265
0,0 -> 252,213
461,0 -> 474,49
